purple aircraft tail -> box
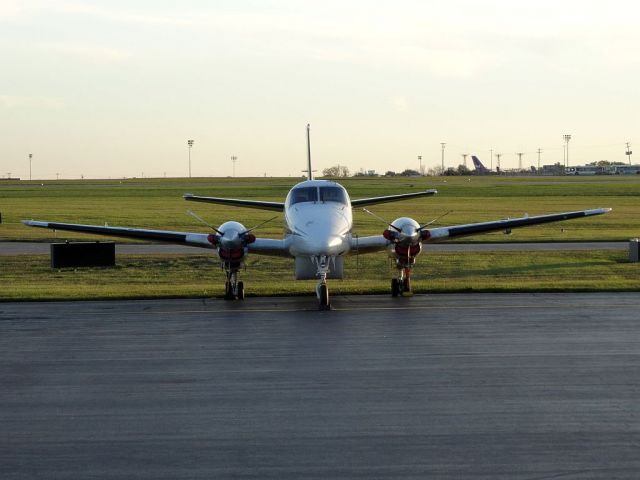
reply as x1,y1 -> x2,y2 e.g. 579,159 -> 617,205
471,155 -> 490,173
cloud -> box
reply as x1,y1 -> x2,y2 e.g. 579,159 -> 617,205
0,95 -> 65,109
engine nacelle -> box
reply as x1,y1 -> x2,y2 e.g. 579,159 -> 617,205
385,217 -> 424,267
210,221 -> 255,268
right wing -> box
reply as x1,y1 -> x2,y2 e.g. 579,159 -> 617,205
22,220 -> 214,248
23,220 -> 292,256
183,194 -> 284,212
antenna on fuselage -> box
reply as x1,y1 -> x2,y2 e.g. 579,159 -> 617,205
306,123 -> 314,180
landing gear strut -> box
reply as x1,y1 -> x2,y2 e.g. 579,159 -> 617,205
223,268 -> 245,301
391,266 -> 412,297
314,255 -> 332,310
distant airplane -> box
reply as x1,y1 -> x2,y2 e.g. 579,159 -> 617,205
471,155 -> 491,174
23,126 -> 611,309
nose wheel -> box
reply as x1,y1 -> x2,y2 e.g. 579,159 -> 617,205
314,255 -> 332,310
318,283 -> 330,310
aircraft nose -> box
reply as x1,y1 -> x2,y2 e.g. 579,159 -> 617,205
299,233 -> 347,256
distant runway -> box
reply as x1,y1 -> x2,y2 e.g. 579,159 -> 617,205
0,241 -> 627,255
2,293 -> 640,479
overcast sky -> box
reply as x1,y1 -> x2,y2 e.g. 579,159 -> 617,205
1,0 -> 639,179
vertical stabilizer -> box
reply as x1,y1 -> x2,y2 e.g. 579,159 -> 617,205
306,124 -> 314,180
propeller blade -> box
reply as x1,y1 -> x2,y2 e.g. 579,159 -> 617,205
362,208 -> 402,232
419,210 -> 451,229
186,210 -> 224,235
242,215 -> 279,235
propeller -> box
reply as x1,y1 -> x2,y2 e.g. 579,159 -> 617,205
362,208 -> 401,233
419,210 -> 451,228
363,208 -> 449,244
187,210 -> 223,234
186,210 -> 278,247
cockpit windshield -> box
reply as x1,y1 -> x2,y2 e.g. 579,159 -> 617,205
319,186 -> 348,205
290,187 -> 318,205
289,185 -> 348,205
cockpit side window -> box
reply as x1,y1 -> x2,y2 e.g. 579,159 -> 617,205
290,187 -> 318,205
319,186 -> 348,205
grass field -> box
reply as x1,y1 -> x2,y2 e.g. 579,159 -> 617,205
1,175 -> 638,301
0,250 -> 636,302
1,175 -> 638,242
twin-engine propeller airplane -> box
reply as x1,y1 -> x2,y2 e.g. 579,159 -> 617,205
24,126 -> 611,309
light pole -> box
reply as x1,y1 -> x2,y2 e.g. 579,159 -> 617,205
440,142 -> 446,172
563,134 -> 571,167
231,156 -> 237,177
187,139 -> 194,178
462,153 -> 468,168
495,153 -> 502,172
490,148 -> 493,171
516,152 -> 524,170
28,153 -> 32,180
626,142 -> 633,165
537,148 -> 542,171
418,155 -> 423,175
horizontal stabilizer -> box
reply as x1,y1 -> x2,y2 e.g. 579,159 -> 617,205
351,189 -> 437,208
183,194 -> 284,212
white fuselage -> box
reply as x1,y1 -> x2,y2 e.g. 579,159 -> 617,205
283,180 -> 353,258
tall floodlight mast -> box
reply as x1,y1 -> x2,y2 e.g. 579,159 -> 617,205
537,148 -> 542,170
231,156 -> 238,177
516,152 -> 525,170
626,142 -> 633,165
28,153 -> 33,181
440,142 -> 446,172
563,134 -> 572,167
187,139 -> 194,178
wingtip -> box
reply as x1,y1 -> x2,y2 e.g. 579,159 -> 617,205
22,220 -> 48,227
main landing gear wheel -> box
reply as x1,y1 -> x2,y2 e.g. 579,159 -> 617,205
318,284 -> 331,310
224,280 -> 245,300
391,278 -> 400,297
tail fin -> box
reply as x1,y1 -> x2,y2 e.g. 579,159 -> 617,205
471,155 -> 489,173
306,124 -> 314,180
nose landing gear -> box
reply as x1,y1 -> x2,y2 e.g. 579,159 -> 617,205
314,255 -> 332,310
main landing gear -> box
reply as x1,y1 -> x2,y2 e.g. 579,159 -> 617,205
223,269 -> 245,301
391,267 -> 412,297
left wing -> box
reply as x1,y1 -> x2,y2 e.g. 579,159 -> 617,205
22,220 -> 214,248
426,208 -> 611,241
349,207 -> 611,253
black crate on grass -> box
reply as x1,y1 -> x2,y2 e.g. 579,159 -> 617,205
50,242 -> 116,268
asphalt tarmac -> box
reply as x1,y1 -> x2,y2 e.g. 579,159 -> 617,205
0,240 -> 628,255
2,293 -> 640,479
